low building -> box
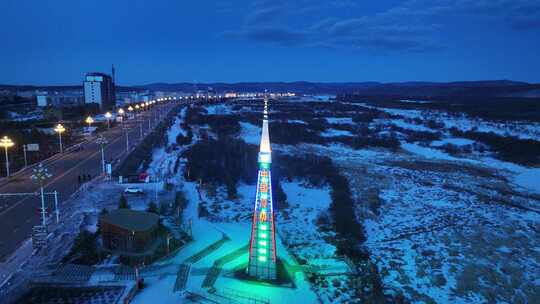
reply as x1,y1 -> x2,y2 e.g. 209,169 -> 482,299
36,91 -> 85,108
100,209 -> 159,254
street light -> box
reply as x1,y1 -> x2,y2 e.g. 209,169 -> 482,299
85,116 -> 94,131
118,108 -> 125,126
96,135 -> 108,175
31,163 -> 52,226
127,106 -> 134,120
54,124 -> 65,153
0,136 -> 14,177
105,112 -> 112,129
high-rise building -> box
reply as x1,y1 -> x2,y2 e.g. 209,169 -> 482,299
248,95 -> 277,280
83,71 -> 115,110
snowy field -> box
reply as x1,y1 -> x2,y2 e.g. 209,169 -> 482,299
236,99 -> 540,303
3,99 -> 538,303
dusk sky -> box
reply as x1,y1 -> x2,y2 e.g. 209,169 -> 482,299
1,0 -> 540,85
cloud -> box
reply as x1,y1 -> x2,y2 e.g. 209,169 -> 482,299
222,0 -> 540,53
223,27 -> 308,46
244,6 -> 284,26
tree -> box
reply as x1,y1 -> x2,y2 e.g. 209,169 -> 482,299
118,194 -> 130,209
147,201 -> 159,214
71,230 -> 99,265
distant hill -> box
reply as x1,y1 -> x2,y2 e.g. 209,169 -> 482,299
2,80 -> 539,97
136,80 -> 540,97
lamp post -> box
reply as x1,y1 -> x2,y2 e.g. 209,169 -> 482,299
124,126 -> 129,152
105,112 -> 112,129
54,124 -> 65,153
0,136 -> 14,177
85,116 -> 94,132
118,108 -> 125,127
96,135 -> 108,175
127,106 -> 134,120
31,163 -> 52,226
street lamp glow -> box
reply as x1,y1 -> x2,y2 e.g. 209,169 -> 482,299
135,104 -> 140,109
105,112 -> 112,129
128,106 -> 133,112
54,124 -> 65,153
117,108 -> 124,115
0,136 -> 14,177
85,116 -> 94,129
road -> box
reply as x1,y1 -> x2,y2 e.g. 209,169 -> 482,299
0,101 -> 179,261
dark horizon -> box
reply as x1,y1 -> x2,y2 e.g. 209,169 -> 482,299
1,79 -> 538,89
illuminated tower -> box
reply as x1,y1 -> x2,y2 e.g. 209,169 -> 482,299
248,95 -> 277,280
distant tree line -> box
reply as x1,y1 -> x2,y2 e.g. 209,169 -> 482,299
450,128 -> 540,165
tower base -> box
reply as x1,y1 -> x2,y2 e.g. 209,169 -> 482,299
231,258 -> 296,288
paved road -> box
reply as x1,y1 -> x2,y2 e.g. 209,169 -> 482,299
0,102 -> 179,261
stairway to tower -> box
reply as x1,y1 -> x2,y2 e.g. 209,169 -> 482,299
201,244 -> 249,288
173,234 -> 230,292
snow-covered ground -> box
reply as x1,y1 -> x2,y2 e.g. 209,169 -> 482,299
431,137 -> 475,147
6,99 -> 538,303
362,102 -> 540,141
131,106 -> 322,304
239,122 -> 261,145
320,128 -> 352,137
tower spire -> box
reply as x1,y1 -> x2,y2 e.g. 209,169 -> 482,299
259,94 -> 271,153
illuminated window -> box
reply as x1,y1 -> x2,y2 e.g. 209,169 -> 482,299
261,198 -> 267,208
260,224 -> 267,231
261,171 -> 268,178
259,256 -> 266,262
259,240 -> 267,246
259,232 -> 267,239
258,248 -> 267,254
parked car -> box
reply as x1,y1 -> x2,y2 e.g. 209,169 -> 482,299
124,187 -> 144,194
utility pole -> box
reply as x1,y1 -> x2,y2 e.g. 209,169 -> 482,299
54,191 -> 59,223
125,127 -> 129,152
23,144 -> 28,167
96,135 -> 108,174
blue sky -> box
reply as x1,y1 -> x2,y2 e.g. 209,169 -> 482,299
1,0 -> 539,85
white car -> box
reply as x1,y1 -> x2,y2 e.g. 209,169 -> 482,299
124,187 -> 144,194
